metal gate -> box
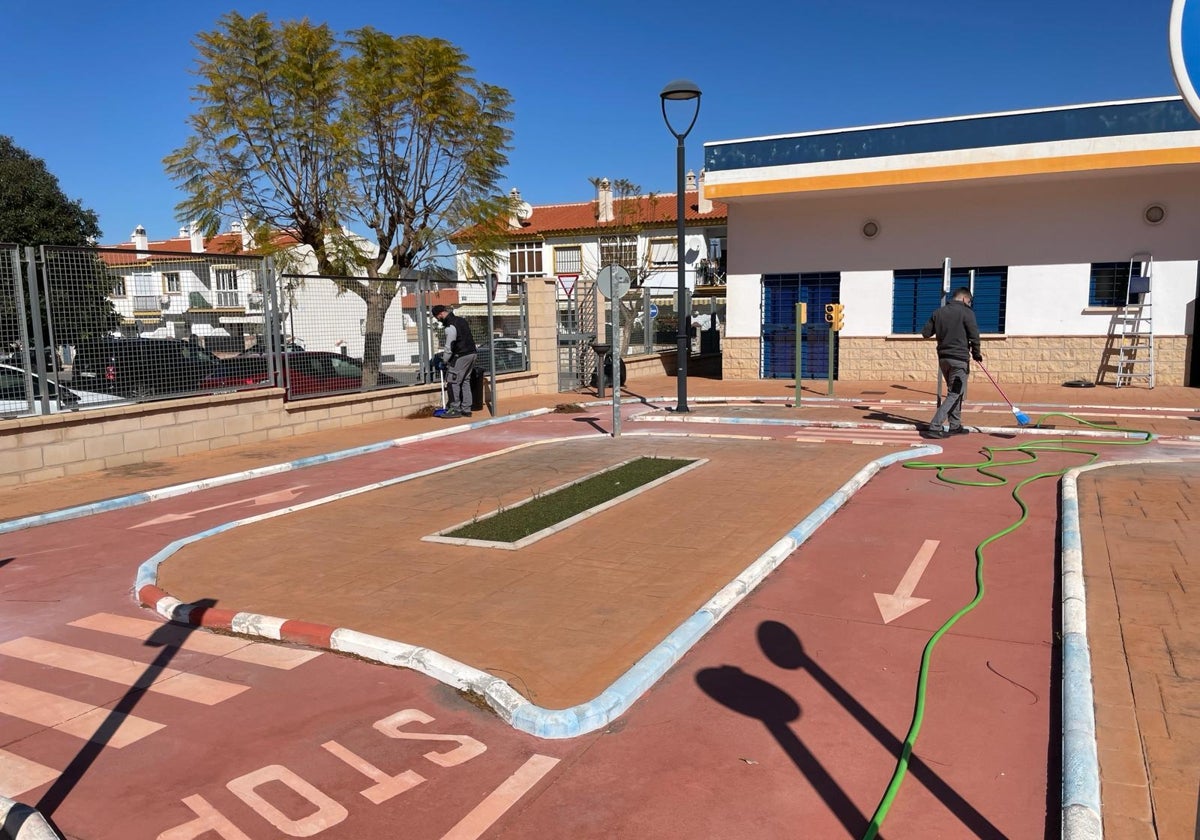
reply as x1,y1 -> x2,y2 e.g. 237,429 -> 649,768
557,276 -> 597,391
761,273 -> 840,379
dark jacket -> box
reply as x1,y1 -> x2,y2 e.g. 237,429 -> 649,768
922,299 -> 980,362
443,313 -> 477,358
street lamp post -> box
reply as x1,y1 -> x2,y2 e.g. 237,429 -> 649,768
660,78 -> 701,413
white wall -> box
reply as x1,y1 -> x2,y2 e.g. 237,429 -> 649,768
726,274 -> 761,337
840,271 -> 893,336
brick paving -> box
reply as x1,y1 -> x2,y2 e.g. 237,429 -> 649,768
155,434 -> 907,709
1078,463 -> 1200,840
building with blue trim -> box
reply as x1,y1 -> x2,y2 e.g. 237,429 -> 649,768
703,96 -> 1200,387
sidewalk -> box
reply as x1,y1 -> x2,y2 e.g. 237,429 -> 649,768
3,374 -> 1198,837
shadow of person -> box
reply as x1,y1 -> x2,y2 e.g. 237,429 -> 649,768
695,665 -> 874,838
755,620 -> 1007,840
862,410 -> 926,428
35,598 -> 220,821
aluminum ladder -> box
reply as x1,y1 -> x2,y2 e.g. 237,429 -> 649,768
1113,253 -> 1155,388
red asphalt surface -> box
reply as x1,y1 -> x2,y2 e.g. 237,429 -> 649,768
1,399 -> 1178,840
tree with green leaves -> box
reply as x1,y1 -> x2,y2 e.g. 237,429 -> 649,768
0,136 -> 120,352
165,12 -> 514,384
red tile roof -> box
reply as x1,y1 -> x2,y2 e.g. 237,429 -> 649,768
99,230 -> 302,266
452,191 -> 726,242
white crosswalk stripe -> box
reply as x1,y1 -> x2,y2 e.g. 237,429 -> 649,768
0,637 -> 249,705
0,679 -> 164,747
0,747 -> 58,798
0,614 -> 322,802
68,613 -> 321,669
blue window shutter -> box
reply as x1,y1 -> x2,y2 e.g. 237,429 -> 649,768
893,269 -> 944,333
971,271 -> 1006,333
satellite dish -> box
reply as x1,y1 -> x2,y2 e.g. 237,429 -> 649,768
516,201 -> 533,221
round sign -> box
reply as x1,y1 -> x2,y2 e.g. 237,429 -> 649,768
1171,0 -> 1200,121
649,303 -> 659,319
596,264 -> 632,299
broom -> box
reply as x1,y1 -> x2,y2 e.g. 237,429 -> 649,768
976,358 -> 1031,426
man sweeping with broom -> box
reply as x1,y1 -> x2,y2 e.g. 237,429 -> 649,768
921,286 -> 982,439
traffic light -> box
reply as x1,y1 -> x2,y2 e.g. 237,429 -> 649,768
824,303 -> 845,331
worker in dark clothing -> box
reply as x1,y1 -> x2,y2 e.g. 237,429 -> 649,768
431,305 -> 478,418
921,287 -> 982,439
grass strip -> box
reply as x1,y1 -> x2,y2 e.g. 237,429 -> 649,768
448,457 -> 694,542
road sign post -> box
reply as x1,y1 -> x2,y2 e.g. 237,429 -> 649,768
1171,0 -> 1200,121
596,265 -> 631,438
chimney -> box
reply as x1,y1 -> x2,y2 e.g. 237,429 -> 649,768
697,168 -> 713,214
508,187 -> 523,229
240,215 -> 252,250
131,225 -> 148,253
597,177 -> 613,223
179,226 -> 189,238
686,170 -> 697,190
189,222 -> 204,253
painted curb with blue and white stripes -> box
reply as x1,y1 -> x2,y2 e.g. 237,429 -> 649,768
137,440 -> 942,739
1060,458 -> 1187,840
0,794 -> 59,840
0,408 -> 550,535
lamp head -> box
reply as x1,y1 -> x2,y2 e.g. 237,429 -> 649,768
660,79 -> 702,139
660,79 -> 701,102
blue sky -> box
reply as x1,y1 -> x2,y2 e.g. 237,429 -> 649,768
0,0 -> 1184,251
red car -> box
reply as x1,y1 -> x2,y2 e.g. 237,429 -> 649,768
203,351 -> 400,397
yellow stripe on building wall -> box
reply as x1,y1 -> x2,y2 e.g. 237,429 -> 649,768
705,147 -> 1200,198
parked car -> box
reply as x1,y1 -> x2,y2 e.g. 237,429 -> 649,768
475,338 -> 527,374
201,355 -> 275,391
73,337 -> 222,399
206,351 -> 400,397
0,363 -> 116,416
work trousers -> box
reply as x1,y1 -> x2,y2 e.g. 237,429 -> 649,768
929,357 -> 969,431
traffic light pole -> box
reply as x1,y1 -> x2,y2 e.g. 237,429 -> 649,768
794,302 -> 805,407
824,302 -> 843,397
827,333 -> 835,396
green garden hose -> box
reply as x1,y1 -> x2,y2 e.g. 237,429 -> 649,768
860,413 -> 1154,840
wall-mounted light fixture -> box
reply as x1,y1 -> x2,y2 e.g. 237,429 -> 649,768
861,220 -> 881,239
1143,203 -> 1166,225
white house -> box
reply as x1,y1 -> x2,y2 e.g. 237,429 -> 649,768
100,223 -> 450,367
703,96 -> 1200,387
452,177 -> 728,354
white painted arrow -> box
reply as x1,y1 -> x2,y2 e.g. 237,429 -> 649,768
132,485 -> 309,528
874,539 -> 939,624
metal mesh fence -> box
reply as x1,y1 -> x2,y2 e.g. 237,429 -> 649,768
279,275 -> 529,401
41,246 -> 274,403
0,240 -> 553,416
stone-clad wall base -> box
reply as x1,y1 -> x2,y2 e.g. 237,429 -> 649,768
722,337 -> 762,379
836,335 -> 1188,386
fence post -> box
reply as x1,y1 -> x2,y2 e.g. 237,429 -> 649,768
24,247 -> 51,414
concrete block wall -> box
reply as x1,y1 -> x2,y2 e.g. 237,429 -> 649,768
0,369 -> 546,489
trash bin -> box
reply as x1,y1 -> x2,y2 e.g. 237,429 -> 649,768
605,354 -> 628,386
470,366 -> 485,411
